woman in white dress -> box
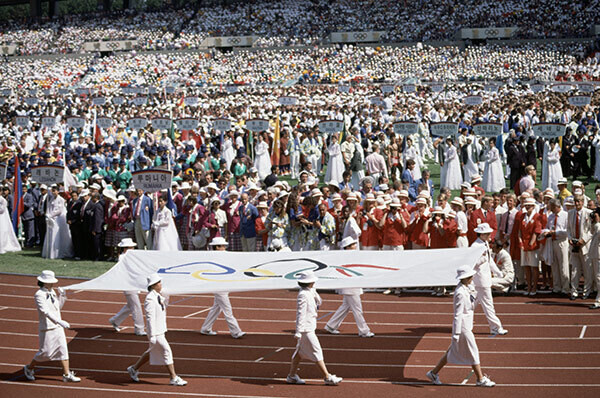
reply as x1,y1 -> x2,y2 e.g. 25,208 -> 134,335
545,139 -> 563,193
442,137 -> 463,190
462,137 -> 479,183
325,132 -> 345,184
593,133 -> 600,181
403,138 -> 422,180
42,186 -> 74,259
152,193 -> 182,251
222,132 -> 236,170
287,271 -> 342,386
426,267 -> 495,387
0,195 -> 21,254
254,132 -> 271,181
482,137 -> 506,193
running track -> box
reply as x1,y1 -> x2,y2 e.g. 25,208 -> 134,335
1,273 -> 599,398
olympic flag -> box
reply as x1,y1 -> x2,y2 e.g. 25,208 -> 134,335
65,247 -> 485,294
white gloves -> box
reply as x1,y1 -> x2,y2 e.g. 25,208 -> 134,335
150,336 -> 157,344
58,320 -> 70,329
452,334 -> 460,342
294,333 -> 301,340
57,287 -> 66,297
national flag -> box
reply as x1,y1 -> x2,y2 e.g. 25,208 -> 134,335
166,187 -> 178,217
11,155 -> 24,235
63,161 -> 77,191
177,93 -> 185,109
169,119 -> 176,143
271,116 -> 280,166
339,116 -> 347,144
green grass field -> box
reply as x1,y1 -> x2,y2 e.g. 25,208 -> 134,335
1,159 -> 597,280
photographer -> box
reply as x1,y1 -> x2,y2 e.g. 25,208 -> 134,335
567,195 -> 594,300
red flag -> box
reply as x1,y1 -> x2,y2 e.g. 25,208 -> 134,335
270,116 -> 280,166
95,124 -> 103,146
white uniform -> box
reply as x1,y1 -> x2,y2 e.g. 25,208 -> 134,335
144,289 -> 173,366
455,211 -> 469,248
201,293 -> 243,336
471,238 -> 504,332
325,288 -> 371,336
567,207 -> 594,297
110,291 -> 145,334
33,287 -> 69,362
491,249 -> 514,292
545,210 -> 570,294
447,282 -> 480,365
589,222 -> 600,306
293,288 -> 323,362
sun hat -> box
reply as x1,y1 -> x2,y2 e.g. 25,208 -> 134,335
146,273 -> 161,289
37,270 -> 58,284
390,198 -> 402,207
431,206 -> 444,214
471,174 -> 482,183
209,237 -> 229,246
474,223 -> 493,234
257,201 -> 269,209
398,190 -> 409,198
450,197 -> 464,208
456,266 -> 476,280
296,270 -> 318,284
116,195 -> 127,202
415,197 -> 427,206
523,198 -> 536,207
340,236 -> 358,248
117,238 -> 136,247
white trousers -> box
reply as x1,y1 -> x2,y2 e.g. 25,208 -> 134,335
492,274 -> 514,292
201,293 -> 242,335
110,291 -> 145,334
290,152 -> 300,179
456,236 -> 469,248
593,259 -> 600,304
241,236 -> 256,252
134,219 -> 153,250
551,239 -> 570,293
307,154 -> 320,174
474,286 -> 503,332
570,250 -> 593,296
326,294 -> 371,336
382,245 -> 403,250
361,245 -> 379,251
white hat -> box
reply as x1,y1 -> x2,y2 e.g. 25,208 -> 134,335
557,177 -> 568,185
450,197 -> 464,208
431,206 -> 444,214
146,273 -> 161,288
564,197 -> 575,206
180,182 -> 191,190
206,182 -> 218,190
340,236 -> 358,248
37,270 -> 58,284
103,190 -> 117,201
116,195 -> 127,202
346,193 -> 358,201
471,174 -> 482,183
463,188 -> 477,197
310,188 -> 323,197
228,190 -> 240,198
415,197 -> 427,205
460,182 -> 471,189
398,190 -> 409,198
474,223 -> 493,234
543,190 -> 555,199
40,184 -> 48,190
171,181 -> 179,187
456,266 -> 476,280
296,270 -> 318,284
572,180 -> 583,187
365,193 -> 376,201
523,198 -> 536,207
447,210 -> 456,218
257,201 -> 269,209
118,238 -> 136,247
378,183 -> 389,191
277,191 -> 289,200
90,183 -> 101,190
80,189 -> 90,196
210,197 -> 223,206
331,193 -> 342,201
209,236 -> 229,246
247,183 -> 259,191
390,198 -> 402,207
269,238 -> 284,251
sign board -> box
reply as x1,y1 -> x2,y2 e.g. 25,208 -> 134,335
0,98 -> 6,105
403,84 -> 416,93
15,116 -> 29,127
42,89 -> 51,96
458,27 -> 518,39
184,96 -> 199,106
67,117 -> 86,129
381,84 -> 395,93
430,122 -> 459,137
338,85 -> 350,93
551,84 -> 573,93
148,87 -> 158,95
165,86 -> 176,94
41,116 -> 56,128
473,122 -> 502,137
132,169 -> 172,193
393,121 -> 419,137
83,40 -> 137,52
532,123 -> 566,139
213,118 -> 232,131
568,95 -> 591,107
430,83 -> 444,93
152,118 -> 172,130
92,97 -> 106,106
278,96 -> 298,106
176,118 -> 199,130
131,96 -> 147,106
530,84 -> 545,93
97,117 -> 113,129
330,31 -> 385,43
28,89 -> 38,96
112,96 -> 125,105
0,88 -> 11,96
370,96 -> 384,106
31,165 -> 64,185
75,88 -> 90,96
58,88 -> 70,95
0,45 -> 16,56
463,95 -> 483,105
484,84 -> 500,93
121,87 -> 135,95
205,36 -> 256,48
0,163 -> 6,180
24,97 -> 39,106
578,83 -> 595,93
128,117 -> 148,130
245,119 -> 270,132
225,86 -> 239,93
318,120 -> 344,134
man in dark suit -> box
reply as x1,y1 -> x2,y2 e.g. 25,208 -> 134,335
505,137 -> 526,191
86,193 -> 104,261
35,185 -> 49,246
79,190 -> 93,259
66,191 -> 83,259
401,159 -> 418,202
21,184 -> 37,247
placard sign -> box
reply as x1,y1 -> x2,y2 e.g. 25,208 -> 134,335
148,87 -> 158,95
131,97 -> 147,106
132,169 -> 172,193
67,117 -> 86,129
176,118 -> 199,130
31,165 -> 64,185
381,84 -> 395,93
568,95 -> 591,107
473,122 -> 502,137
225,86 -> 239,93
213,118 -> 232,131
278,96 -> 298,106
484,84 -> 499,93
430,83 -> 444,93
112,96 -> 125,105
0,98 -> 6,105
393,121 -> 419,136
24,97 -> 39,106
532,123 -> 566,139
166,86 -> 176,94
318,120 -> 344,134
0,163 -> 6,180
41,116 -> 56,128
152,118 -> 172,130
28,89 -> 38,96
530,84 -> 545,93
430,122 -> 458,137
577,83 -> 595,93
0,88 -> 12,96
15,116 -> 29,127
184,96 -> 199,106
370,96 -> 384,106
58,88 -> 70,95
92,97 -> 106,106
338,85 -> 350,93
97,117 -> 113,129
403,84 -> 416,93
463,95 -> 483,105
245,119 -> 270,132
551,84 -> 573,93
121,87 -> 135,95
128,117 -> 148,130
75,88 -> 89,96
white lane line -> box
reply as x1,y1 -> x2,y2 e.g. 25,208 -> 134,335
183,308 -> 211,319
580,325 -> 588,339
256,347 -> 285,362
74,290 -> 84,294
90,335 -> 102,340
0,307 -> 7,311
460,370 -> 473,385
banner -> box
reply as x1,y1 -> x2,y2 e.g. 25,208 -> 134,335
131,96 -> 147,106
430,122 -> 458,137
152,117 -> 172,130
319,120 -> 344,134
245,119 -> 269,132
0,45 -> 16,56
67,117 -> 86,129
213,118 -> 232,131
184,96 -> 199,106
430,83 -> 444,93
551,83 -> 573,93
380,84 -> 395,93
131,169 -> 172,193
24,97 -> 39,106
577,83 -> 595,93
75,88 -> 90,96
92,97 -> 106,106
403,84 -> 416,93
41,116 -> 56,128
0,98 -> 5,105
393,121 -> 419,136
330,31 -> 385,43
0,88 -> 12,96
225,86 -> 239,94
64,246 -> 485,294
97,117 -> 113,129
112,96 -> 125,105
128,117 -> 148,130
568,95 -> 591,107
530,84 -> 545,93
278,96 -> 298,106
31,165 -> 64,185
204,36 -> 256,48
15,116 -> 29,127
463,95 -> 483,105
458,27 -> 518,39
338,85 -> 350,93
484,83 -> 500,93
532,123 -> 566,139
176,118 -> 199,130
83,40 -> 137,52
473,122 -> 502,137
370,96 -> 384,106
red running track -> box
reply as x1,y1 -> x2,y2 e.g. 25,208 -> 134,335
1,273 -> 599,398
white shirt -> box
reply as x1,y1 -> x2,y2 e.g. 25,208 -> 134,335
546,210 -> 568,240
145,289 -> 168,337
455,210 -> 468,234
295,288 -> 321,333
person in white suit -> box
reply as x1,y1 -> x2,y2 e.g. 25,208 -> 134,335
200,237 -> 245,338
567,195 -> 594,300
540,199 -> 570,295
589,210 -> 600,309
127,273 -> 187,386
109,238 -> 146,336
471,223 -> 508,335
287,270 -> 342,386
23,270 -> 80,382
490,240 -> 514,293
324,237 -> 374,337
426,266 -> 496,387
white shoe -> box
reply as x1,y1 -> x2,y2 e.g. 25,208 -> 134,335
491,328 -> 508,335
110,320 -> 121,332
476,375 -> 496,387
63,371 -> 81,383
426,370 -> 441,385
127,365 -> 139,382
232,332 -> 246,339
359,332 -> 375,338
135,330 -> 147,336
383,289 -> 392,295
170,375 -> 187,386
23,365 -> 35,381
286,374 -> 306,384
324,374 -> 342,385
200,330 -> 217,336
324,325 -> 340,335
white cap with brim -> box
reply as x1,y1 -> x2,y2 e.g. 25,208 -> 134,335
118,238 -> 136,248
37,270 -> 58,284
340,236 -> 358,248
147,273 -> 161,289
209,237 -> 229,246
456,266 -> 476,280
474,223 -> 494,234
297,270 -> 318,284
